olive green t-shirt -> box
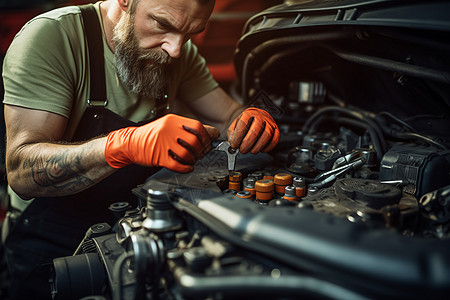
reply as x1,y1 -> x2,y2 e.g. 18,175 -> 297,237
2,2 -> 219,211
2,2 -> 219,141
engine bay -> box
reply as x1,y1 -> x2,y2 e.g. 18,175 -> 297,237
50,1 -> 450,299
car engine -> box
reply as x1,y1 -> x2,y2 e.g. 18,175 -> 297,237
50,0 -> 450,299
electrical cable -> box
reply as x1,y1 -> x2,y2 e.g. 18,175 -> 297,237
376,112 -> 449,150
389,131 -> 449,150
338,117 -> 384,162
240,31 -> 355,101
307,115 -> 383,162
378,111 -> 415,132
303,106 -> 387,156
308,114 -> 331,134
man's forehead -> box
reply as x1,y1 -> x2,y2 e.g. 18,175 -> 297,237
139,0 -> 214,15
142,0 -> 213,33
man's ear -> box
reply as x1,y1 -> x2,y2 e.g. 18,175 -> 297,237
117,0 -> 129,12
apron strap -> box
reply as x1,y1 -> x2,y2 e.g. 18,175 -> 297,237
79,4 -> 107,106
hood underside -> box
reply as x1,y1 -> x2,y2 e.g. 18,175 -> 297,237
234,0 -> 450,138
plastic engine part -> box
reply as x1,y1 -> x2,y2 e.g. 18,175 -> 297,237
379,145 -> 450,198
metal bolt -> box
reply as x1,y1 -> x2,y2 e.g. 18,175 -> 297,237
284,185 -> 297,197
293,176 -> 305,188
308,186 -> 319,195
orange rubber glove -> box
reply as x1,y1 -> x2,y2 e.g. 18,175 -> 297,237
227,107 -> 280,154
105,114 -> 219,173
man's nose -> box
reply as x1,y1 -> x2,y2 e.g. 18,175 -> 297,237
161,33 -> 184,59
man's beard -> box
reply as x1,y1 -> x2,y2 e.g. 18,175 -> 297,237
113,12 -> 172,99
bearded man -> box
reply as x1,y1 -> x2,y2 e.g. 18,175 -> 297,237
1,0 -> 280,298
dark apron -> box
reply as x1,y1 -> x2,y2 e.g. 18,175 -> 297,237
4,105 -> 164,299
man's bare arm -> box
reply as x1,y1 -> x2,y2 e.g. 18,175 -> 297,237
5,105 -> 116,200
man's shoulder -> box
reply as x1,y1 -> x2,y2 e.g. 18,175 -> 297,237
12,5 -> 86,48
11,5 -> 83,41
31,5 -> 81,22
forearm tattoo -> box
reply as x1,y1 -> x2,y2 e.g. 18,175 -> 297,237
24,150 -> 94,192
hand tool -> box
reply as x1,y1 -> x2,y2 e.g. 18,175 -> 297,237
309,157 -> 366,188
214,141 -> 239,176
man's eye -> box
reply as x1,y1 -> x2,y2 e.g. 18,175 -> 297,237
156,21 -> 170,30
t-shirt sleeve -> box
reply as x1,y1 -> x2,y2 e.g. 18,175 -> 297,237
175,40 -> 219,102
2,16 -> 79,118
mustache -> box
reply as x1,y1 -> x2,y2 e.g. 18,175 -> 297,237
138,48 -> 172,65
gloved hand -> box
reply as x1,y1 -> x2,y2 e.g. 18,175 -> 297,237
105,114 -> 220,173
227,107 -> 280,154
